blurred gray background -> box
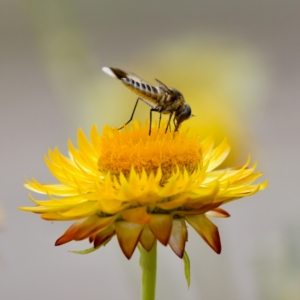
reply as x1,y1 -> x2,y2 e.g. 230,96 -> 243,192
1,1 -> 300,299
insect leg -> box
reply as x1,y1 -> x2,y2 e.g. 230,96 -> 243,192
149,108 -> 157,135
165,112 -> 173,133
173,115 -> 177,129
119,97 -> 143,130
174,115 -> 180,132
158,113 -> 162,129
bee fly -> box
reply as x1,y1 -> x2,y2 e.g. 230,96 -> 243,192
102,67 -> 192,135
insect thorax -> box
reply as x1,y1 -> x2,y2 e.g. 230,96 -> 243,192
159,88 -> 185,110
122,77 -> 186,114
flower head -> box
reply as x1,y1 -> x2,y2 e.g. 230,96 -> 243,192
20,120 -> 267,259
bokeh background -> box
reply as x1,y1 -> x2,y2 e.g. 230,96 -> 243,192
1,1 -> 300,299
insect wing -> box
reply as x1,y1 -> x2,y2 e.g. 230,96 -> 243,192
102,67 -> 153,87
155,78 -> 170,93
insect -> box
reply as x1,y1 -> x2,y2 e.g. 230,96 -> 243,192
102,67 -> 192,135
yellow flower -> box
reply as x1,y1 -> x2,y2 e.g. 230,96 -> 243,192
20,120 -> 267,259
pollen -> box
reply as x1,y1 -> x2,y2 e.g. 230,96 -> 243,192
97,120 -> 202,181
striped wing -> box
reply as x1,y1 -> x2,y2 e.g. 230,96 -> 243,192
102,67 -> 153,87
102,67 -> 165,105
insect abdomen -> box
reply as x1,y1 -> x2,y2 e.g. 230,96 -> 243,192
122,78 -> 161,103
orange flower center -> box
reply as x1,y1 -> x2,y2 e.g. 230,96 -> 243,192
97,121 -> 202,181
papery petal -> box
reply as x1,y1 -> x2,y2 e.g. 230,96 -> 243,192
148,214 -> 173,246
205,208 -> 230,218
139,225 -> 156,252
168,218 -> 188,258
115,221 -> 144,259
73,215 -> 117,240
186,215 -> 221,254
94,225 -> 116,248
55,219 -> 85,246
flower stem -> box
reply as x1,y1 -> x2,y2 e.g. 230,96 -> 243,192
139,241 -> 157,300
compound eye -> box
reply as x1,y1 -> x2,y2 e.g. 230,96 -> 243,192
176,104 -> 192,124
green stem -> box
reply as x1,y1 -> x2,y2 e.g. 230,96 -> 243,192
139,241 -> 157,300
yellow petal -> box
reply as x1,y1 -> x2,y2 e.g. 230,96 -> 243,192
206,138 -> 230,171
41,212 -> 86,221
184,181 -> 219,210
156,195 -> 188,210
59,201 -> 99,219
90,124 -> 101,151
